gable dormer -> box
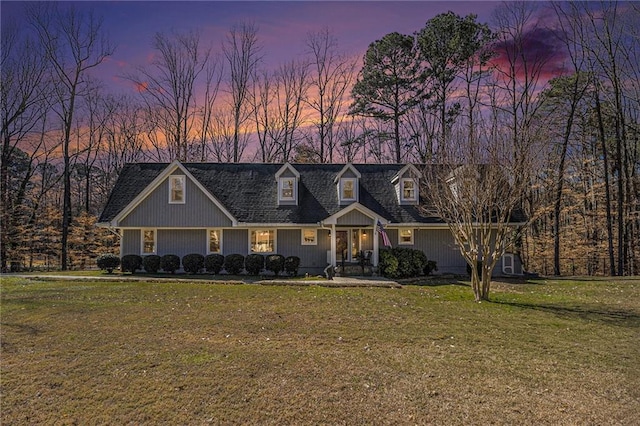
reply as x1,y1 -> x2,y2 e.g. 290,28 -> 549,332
275,163 -> 300,205
334,163 -> 361,205
391,164 -> 420,205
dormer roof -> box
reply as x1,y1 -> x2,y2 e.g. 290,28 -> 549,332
333,163 -> 361,184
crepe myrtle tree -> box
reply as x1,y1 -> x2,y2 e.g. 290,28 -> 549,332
420,132 -> 537,302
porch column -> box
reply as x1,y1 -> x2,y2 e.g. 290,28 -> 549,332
372,219 -> 379,266
330,224 -> 337,266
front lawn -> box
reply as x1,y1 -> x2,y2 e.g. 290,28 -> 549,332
1,276 -> 638,424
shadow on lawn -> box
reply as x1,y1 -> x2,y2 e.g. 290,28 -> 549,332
495,300 -> 640,328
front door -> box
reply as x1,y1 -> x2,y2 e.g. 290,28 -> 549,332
336,229 -> 363,263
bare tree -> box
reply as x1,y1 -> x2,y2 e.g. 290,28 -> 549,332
421,128 -> 539,301
0,22 -> 52,271
195,58 -> 224,161
222,22 -> 262,162
127,30 -> 210,162
305,27 -> 357,163
28,2 -> 113,270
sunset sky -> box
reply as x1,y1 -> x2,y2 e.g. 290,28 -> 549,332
2,1 -> 532,94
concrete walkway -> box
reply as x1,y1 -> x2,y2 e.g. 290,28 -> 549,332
5,273 -> 401,288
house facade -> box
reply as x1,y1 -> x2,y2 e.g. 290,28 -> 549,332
98,161 -> 523,276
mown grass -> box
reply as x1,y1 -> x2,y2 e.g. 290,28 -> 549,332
1,276 -> 638,425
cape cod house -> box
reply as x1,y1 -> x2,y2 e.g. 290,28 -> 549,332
98,161 -> 524,276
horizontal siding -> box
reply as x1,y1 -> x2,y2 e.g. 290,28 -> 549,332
120,176 -> 232,228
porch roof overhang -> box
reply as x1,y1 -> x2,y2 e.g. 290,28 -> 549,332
321,202 -> 390,226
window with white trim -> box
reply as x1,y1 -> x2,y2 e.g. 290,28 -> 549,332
279,177 -> 296,202
142,229 -> 156,254
301,229 -> 317,245
208,229 -> 222,254
401,178 -> 417,203
250,229 -> 275,253
169,175 -> 185,204
399,228 -> 414,245
340,178 -> 357,202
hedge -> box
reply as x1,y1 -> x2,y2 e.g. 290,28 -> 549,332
204,254 -> 224,274
245,254 -> 265,275
97,254 -> 120,274
265,254 -> 285,276
143,255 -> 161,273
182,253 -> 205,274
121,254 -> 143,274
160,254 -> 181,274
224,254 -> 245,275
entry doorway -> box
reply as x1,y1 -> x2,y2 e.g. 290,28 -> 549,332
335,229 -> 365,263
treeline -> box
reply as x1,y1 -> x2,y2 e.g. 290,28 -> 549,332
1,2 -> 638,274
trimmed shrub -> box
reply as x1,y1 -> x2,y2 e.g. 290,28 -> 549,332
284,256 -> 300,276
143,255 -> 161,273
182,253 -> 205,274
245,254 -> 265,275
265,254 -> 285,276
378,249 -> 399,279
223,254 -> 245,275
424,260 -> 438,275
121,254 -> 143,274
204,254 -> 224,274
160,254 -> 181,274
97,253 -> 120,274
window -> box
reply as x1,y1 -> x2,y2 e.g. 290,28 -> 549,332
401,178 -> 417,202
340,178 -> 357,202
399,228 -> 414,245
169,175 -> 185,204
301,229 -> 317,245
208,229 -> 222,254
142,229 -> 156,254
279,177 -> 296,202
251,229 -> 275,253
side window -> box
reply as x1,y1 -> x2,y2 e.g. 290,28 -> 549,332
398,228 -> 414,245
250,229 -> 275,253
208,229 -> 222,254
301,229 -> 317,245
142,229 -> 156,254
169,175 -> 185,204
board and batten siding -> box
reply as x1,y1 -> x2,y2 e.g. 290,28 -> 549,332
412,229 -> 466,274
156,229 -> 206,259
119,175 -> 232,228
222,229 -> 248,255
121,229 -> 141,256
336,210 -> 373,226
277,229 -> 330,270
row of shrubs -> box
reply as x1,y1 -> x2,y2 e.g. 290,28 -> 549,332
378,247 -> 437,279
96,253 -> 301,276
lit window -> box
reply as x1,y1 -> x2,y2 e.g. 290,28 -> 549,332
401,178 -> 417,202
279,178 -> 295,201
251,229 -> 275,253
301,229 -> 317,245
142,229 -> 156,254
169,175 -> 185,204
340,178 -> 357,202
399,228 -> 414,245
208,229 -> 222,254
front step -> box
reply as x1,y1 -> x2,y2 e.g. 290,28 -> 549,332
336,264 -> 375,277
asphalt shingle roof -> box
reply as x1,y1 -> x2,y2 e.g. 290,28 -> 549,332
98,163 -> 444,225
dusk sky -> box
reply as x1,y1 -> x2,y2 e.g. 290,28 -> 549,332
2,1 -> 518,94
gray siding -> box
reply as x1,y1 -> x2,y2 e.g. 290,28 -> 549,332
413,229 -> 466,274
277,229 -> 331,270
223,229 -> 248,255
121,229 -> 141,256
337,210 -> 372,226
157,229 -> 206,258
120,176 -> 233,228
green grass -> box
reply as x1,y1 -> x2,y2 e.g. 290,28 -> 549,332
1,276 -> 638,425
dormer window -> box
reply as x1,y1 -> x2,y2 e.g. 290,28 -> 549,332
275,163 -> 300,205
279,177 -> 296,202
401,178 -> 417,203
339,178 -> 357,203
169,175 -> 185,204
